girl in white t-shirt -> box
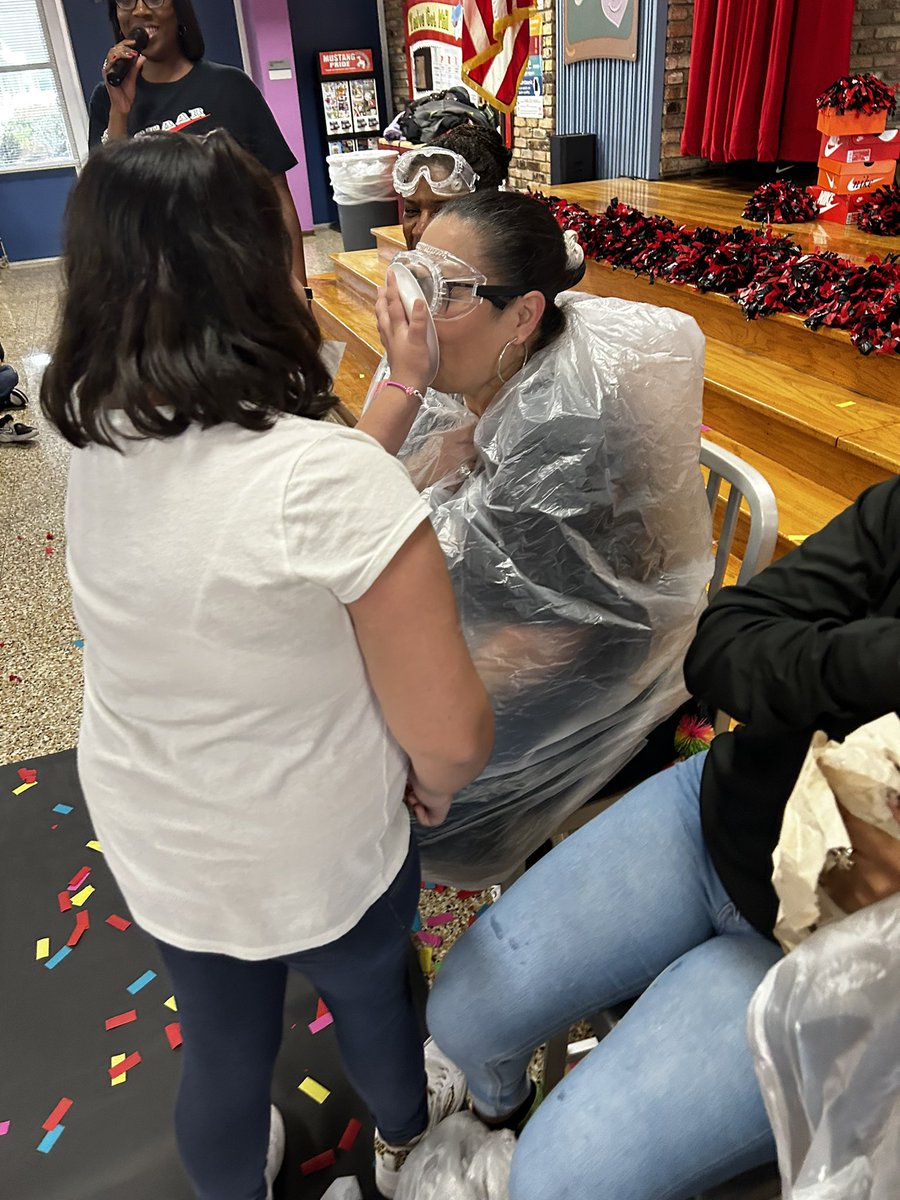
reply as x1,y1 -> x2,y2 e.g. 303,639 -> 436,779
41,130 -> 493,1200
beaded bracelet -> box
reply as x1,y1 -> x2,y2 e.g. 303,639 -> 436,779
379,379 -> 426,404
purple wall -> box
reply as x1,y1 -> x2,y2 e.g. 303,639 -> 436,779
241,0 -> 314,230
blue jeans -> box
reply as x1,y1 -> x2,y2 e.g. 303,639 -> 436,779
0,363 -> 18,401
155,842 -> 427,1200
427,752 -> 782,1200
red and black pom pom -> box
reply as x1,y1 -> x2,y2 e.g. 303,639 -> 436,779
742,180 -> 819,224
858,184 -> 900,236
816,73 -> 897,117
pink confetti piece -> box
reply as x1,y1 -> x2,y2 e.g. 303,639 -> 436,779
416,931 -> 443,947
308,1012 -> 334,1035
0,1121 -> 9,1136
425,912 -> 454,927
67,867 -> 90,892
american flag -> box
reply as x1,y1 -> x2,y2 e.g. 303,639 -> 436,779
461,0 -> 535,114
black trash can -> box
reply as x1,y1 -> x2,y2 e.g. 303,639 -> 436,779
327,150 -> 400,252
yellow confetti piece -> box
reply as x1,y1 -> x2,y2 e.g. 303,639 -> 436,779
835,400 -> 856,408
71,885 -> 95,906
786,534 -> 806,545
35,938 -> 50,961
12,782 -> 37,796
418,945 -> 433,975
86,840 -> 103,853
164,996 -> 177,1012
110,1054 -> 127,1086
298,1076 -> 330,1105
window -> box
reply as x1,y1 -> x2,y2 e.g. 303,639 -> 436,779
0,0 -> 78,172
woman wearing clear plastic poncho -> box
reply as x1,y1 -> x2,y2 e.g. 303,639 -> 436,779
357,190 -> 713,889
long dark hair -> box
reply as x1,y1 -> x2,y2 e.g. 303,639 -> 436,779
107,0 -> 205,61
436,191 -> 586,350
42,131 -> 335,449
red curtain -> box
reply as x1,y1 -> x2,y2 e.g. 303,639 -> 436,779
681,0 -> 854,163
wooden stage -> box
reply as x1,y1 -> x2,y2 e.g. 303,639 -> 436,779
311,176 -> 900,568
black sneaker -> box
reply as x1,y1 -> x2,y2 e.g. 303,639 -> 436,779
0,414 -> 38,443
0,387 -> 29,413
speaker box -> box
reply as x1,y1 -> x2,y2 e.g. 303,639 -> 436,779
550,134 -> 597,185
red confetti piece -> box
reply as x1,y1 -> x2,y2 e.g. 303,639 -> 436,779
8,675 -> 22,684
338,1118 -> 362,1152
17,768 -> 37,784
456,890 -> 481,900
46,533 -> 54,541
44,547 -> 53,556
67,910 -> 90,947
42,1097 -> 73,1132
164,1022 -> 183,1050
57,891 -> 72,913
67,867 -> 90,891
107,1052 -> 141,1079
316,998 -> 330,1021
106,914 -> 132,931
300,1149 -> 336,1175
434,884 -> 446,893
104,1010 -> 137,1031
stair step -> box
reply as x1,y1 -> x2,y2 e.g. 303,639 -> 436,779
704,429 -> 847,557
374,225 -> 405,258
703,340 -> 900,501
331,249 -> 384,303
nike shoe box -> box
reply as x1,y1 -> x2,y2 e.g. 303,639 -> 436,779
816,158 -> 896,195
819,129 -> 900,165
809,185 -> 870,225
816,107 -> 888,137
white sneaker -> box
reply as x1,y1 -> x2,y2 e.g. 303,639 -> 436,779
374,1037 -> 467,1198
265,1105 -> 285,1200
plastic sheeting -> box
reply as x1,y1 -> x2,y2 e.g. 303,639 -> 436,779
749,895 -> 900,1200
385,293 -> 713,886
395,1113 -> 515,1200
326,150 -> 398,206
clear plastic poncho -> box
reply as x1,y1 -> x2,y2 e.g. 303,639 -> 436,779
749,895 -> 900,1200
380,294 -> 713,886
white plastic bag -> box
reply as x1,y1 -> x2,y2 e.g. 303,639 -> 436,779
327,150 -> 398,206
321,1179 -> 363,1200
395,1112 -> 515,1200
749,895 -> 900,1200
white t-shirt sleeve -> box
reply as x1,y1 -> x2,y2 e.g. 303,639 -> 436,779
283,428 -> 430,603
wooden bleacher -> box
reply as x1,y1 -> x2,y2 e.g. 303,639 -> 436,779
311,177 -> 900,560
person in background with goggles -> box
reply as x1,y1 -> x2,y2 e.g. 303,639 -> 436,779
88,0 -> 308,289
393,124 -> 512,249
355,190 -> 713,888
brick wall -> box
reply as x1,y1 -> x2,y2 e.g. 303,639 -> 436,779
380,0 -> 555,190
850,1 -> 900,78
661,0 -> 705,177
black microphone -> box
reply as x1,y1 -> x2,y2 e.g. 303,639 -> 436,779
106,26 -> 149,88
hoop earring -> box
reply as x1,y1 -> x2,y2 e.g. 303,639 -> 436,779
496,340 -> 529,384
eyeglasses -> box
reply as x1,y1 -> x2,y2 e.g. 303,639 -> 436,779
116,0 -> 167,10
393,147 -> 479,199
389,244 -> 520,321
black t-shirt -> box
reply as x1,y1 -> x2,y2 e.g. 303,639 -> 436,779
684,476 -> 900,937
88,60 -> 297,176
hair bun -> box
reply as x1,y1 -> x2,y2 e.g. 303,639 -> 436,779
562,229 -> 587,288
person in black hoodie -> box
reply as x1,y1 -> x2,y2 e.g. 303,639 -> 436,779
88,0 -> 307,286
425,476 -> 900,1200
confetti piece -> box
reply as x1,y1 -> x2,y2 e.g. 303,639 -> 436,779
308,1013 -> 334,1035
164,1022 -> 183,1050
417,945 -> 433,974
474,903 -> 491,920
0,1121 -> 9,1136
455,891 -> 481,900
110,1054 -> 127,1086
126,970 -> 156,995
298,1076 -> 331,1104
107,1051 -> 141,1079
67,910 -> 91,947
106,914 -> 131,932
46,532 -> 54,541
44,546 -> 54,556
425,913 -> 454,927
42,1098 -> 73,1132
316,998 -> 330,1020
416,931 -> 443,947
338,1118 -> 362,1152
57,891 -> 72,913
35,938 -> 50,961
411,911 -> 422,932
105,1010 -> 137,1031
12,782 -> 37,795
835,400 -> 856,408
67,867 -> 90,891
37,1125 -> 65,1153
18,767 -> 37,783
72,639 -> 85,649
8,675 -> 22,684
86,840 -> 102,852
71,885 -> 94,906
434,884 -> 446,893
45,946 -> 72,970
164,995 -> 177,1011
51,825 -> 58,830
786,534 -> 806,545
300,1149 -> 337,1175
53,804 -> 73,815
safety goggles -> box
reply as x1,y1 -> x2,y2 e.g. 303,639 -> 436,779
393,146 -> 479,198
389,244 -> 520,321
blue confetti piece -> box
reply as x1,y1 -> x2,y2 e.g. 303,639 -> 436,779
52,804 -> 73,815
422,881 -> 436,891
72,639 -> 84,649
411,911 -> 422,933
127,970 -> 157,995
37,1124 -> 65,1153
45,946 -> 72,970
473,904 -> 490,921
